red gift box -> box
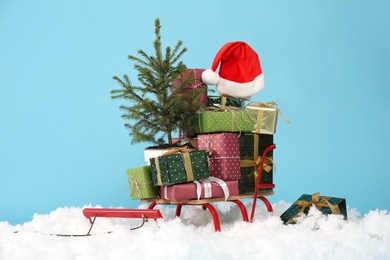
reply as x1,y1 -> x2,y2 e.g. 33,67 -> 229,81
197,133 -> 241,180
160,178 -> 239,201
171,68 -> 208,105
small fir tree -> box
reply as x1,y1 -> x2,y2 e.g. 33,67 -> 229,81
111,19 -> 204,146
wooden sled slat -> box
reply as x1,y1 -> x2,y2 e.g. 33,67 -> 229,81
82,208 -> 163,224
140,191 -> 274,205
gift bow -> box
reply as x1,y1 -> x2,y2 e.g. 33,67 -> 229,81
161,146 -> 193,156
240,156 -> 274,174
194,177 -> 230,201
162,177 -> 230,201
240,156 -> 274,185
286,192 -> 341,224
154,146 -> 195,186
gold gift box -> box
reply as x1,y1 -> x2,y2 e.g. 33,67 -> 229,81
245,102 -> 278,135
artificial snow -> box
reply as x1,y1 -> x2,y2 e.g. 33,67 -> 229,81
1,201 -> 389,259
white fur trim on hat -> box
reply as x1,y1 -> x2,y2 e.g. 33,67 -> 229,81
201,69 -> 220,85
216,73 -> 264,99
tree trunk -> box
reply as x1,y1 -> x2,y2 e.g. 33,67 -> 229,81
167,131 -> 172,145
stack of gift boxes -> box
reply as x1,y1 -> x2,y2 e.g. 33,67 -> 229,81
126,68 -> 279,202
125,41 -> 347,223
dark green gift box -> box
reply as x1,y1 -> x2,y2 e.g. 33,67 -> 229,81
207,95 -> 245,109
238,133 -> 274,194
126,166 -> 160,200
150,150 -> 210,186
280,193 -> 348,224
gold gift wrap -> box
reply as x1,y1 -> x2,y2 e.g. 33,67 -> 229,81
245,102 -> 279,135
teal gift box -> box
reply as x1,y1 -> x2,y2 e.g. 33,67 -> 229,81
126,166 -> 160,200
150,150 -> 210,186
280,193 -> 348,224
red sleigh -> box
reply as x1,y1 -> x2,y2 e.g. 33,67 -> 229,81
83,144 -> 276,232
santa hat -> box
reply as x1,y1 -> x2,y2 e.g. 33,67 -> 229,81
201,41 -> 264,99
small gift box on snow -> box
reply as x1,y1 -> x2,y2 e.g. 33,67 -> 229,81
280,193 -> 348,224
160,177 -> 239,201
150,147 -> 210,186
197,133 -> 241,181
126,166 -> 160,200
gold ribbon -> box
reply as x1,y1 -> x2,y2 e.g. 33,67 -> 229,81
221,95 -> 227,108
247,101 -> 290,124
161,146 -> 192,156
239,134 -> 275,185
286,192 -> 341,224
240,156 -> 274,182
154,157 -> 163,186
153,146 -> 194,185
181,152 -> 194,182
255,109 -> 263,133
262,156 -> 275,173
240,156 -> 273,173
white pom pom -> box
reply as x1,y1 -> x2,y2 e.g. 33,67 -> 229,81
201,69 -> 219,85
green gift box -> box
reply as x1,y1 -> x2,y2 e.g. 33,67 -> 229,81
280,193 -> 348,224
207,95 -> 245,109
126,166 -> 160,200
150,150 -> 210,186
193,109 -> 258,134
244,102 -> 279,135
238,133 -> 274,194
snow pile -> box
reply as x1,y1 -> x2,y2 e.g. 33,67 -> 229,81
1,201 -> 389,259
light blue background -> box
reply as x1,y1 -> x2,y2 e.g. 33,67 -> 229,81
1,0 -> 389,224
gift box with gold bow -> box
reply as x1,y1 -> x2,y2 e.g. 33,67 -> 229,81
126,166 -> 160,200
150,148 -> 210,186
238,133 -> 274,194
280,193 -> 348,224
244,101 -> 281,135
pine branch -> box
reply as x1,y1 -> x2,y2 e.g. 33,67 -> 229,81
111,18 -> 193,145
